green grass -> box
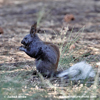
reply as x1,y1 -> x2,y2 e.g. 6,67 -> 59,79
0,27 -> 99,100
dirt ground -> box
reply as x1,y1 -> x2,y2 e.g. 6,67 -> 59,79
0,0 -> 100,98
0,0 -> 100,71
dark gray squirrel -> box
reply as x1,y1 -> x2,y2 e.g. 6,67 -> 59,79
19,22 -> 95,80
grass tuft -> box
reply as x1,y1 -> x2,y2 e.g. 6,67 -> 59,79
0,27 -> 99,100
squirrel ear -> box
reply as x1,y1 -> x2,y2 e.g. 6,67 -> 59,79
30,22 -> 37,36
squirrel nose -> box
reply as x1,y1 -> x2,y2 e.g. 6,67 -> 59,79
21,40 -> 24,44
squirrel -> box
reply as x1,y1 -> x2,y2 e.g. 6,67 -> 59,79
19,22 -> 95,80
19,22 -> 60,77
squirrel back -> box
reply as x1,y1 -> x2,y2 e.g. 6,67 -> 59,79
44,42 -> 60,71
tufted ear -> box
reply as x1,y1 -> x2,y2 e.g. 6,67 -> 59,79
30,22 -> 37,36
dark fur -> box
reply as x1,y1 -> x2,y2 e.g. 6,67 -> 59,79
19,22 -> 58,77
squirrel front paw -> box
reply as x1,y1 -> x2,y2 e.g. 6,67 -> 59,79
19,46 -> 26,51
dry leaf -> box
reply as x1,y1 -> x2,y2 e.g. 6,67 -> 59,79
64,14 -> 75,22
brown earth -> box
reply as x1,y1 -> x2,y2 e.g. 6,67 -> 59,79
0,0 -> 100,98
0,0 -> 100,69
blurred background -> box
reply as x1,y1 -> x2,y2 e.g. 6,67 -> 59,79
0,0 -> 100,99
0,0 -> 100,64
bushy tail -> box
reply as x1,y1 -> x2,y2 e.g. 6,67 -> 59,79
57,61 -> 95,80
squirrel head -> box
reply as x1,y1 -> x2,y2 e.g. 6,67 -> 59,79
21,22 -> 39,47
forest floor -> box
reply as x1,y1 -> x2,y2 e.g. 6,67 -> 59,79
0,0 -> 100,99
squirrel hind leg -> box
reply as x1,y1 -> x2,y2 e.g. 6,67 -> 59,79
36,60 -> 56,78
36,66 -> 53,78
40,69 -> 56,78
43,72 -> 55,78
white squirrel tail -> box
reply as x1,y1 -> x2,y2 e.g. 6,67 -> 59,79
57,61 -> 95,80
